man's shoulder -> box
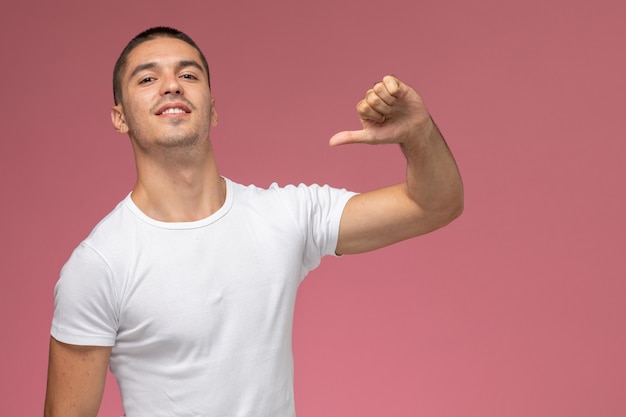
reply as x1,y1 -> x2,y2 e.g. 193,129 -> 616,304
227,179 -> 356,228
81,194 -> 136,250
228,178 -> 353,201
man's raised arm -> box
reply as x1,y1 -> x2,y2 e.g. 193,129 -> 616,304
332,75 -> 464,255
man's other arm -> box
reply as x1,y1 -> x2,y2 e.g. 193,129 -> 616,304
44,336 -> 111,417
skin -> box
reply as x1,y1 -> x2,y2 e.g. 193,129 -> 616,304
44,339 -> 111,417
45,36 -> 463,416
332,76 -> 464,254
111,37 -> 223,223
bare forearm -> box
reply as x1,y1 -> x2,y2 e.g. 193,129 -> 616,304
401,118 -> 464,225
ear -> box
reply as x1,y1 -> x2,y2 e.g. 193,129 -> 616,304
111,104 -> 129,134
210,97 -> 218,127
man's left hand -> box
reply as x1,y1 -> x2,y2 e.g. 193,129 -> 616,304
329,75 -> 434,147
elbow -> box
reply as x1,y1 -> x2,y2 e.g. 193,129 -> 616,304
446,189 -> 465,224
449,192 -> 464,222
444,180 -> 465,223
436,201 -> 463,230
426,190 -> 464,231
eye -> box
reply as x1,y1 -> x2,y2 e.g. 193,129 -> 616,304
139,76 -> 156,84
181,73 -> 198,80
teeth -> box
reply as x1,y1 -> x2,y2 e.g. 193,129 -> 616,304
163,108 -> 185,114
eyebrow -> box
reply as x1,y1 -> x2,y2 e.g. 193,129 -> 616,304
129,60 -> 205,79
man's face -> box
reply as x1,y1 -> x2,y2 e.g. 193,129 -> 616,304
111,37 -> 217,150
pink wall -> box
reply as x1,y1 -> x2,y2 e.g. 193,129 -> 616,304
2,0 -> 625,415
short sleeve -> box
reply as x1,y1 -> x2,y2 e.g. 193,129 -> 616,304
271,183 -> 356,274
51,242 -> 119,346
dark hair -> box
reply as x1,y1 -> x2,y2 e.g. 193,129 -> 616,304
112,26 -> 211,105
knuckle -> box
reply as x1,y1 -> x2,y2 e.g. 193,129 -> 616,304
365,93 -> 379,107
356,100 -> 369,112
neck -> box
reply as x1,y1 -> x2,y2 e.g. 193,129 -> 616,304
130,141 -> 226,222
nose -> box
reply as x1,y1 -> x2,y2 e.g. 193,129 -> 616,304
160,74 -> 183,96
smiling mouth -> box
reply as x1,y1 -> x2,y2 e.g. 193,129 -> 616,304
161,108 -> 187,115
155,101 -> 193,115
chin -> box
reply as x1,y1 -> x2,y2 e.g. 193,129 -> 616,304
156,133 -> 200,149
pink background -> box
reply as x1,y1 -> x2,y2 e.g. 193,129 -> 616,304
1,0 -> 625,415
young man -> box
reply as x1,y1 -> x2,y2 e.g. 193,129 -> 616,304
45,27 -> 463,417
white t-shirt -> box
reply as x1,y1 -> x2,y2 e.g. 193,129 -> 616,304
51,178 -> 355,417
